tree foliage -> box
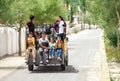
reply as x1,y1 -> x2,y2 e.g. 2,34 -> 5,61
0,0 -> 68,25
86,0 -> 120,47
30,0 -> 68,23
0,0 -> 15,24
0,0 -> 68,55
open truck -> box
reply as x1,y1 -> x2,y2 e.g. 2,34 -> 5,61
26,24 -> 68,71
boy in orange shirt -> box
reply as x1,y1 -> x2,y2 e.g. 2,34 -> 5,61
56,36 -> 63,60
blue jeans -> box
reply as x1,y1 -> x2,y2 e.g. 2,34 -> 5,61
57,48 -> 62,58
49,47 -> 55,56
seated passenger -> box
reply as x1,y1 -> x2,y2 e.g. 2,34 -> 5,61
25,33 -> 36,62
49,37 -> 56,59
35,32 -> 40,50
56,36 -> 63,61
39,32 -> 49,63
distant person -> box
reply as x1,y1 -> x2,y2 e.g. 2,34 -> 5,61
54,20 -> 59,34
35,32 -> 40,50
58,16 -> 66,41
25,33 -> 36,62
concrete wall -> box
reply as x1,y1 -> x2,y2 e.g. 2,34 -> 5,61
0,27 -> 26,57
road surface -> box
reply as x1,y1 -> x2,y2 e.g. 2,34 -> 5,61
0,29 -> 101,81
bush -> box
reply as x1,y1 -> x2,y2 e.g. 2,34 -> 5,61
106,46 -> 120,62
105,29 -> 118,47
104,28 -> 120,62
72,27 -> 79,33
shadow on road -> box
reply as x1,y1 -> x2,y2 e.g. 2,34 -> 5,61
31,65 -> 78,73
0,66 -> 27,69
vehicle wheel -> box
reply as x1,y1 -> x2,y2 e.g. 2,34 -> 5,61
35,64 -> 38,66
65,60 -> 68,66
65,51 -> 68,66
28,65 -> 34,71
61,64 -> 66,71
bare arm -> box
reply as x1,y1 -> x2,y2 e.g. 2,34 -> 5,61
40,43 -> 49,49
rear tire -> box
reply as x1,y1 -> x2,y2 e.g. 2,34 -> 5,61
61,64 -> 66,71
28,65 -> 34,71
65,51 -> 68,66
65,60 -> 68,66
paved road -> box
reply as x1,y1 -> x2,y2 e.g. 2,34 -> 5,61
0,29 -> 102,81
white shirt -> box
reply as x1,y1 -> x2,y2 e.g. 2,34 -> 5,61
59,21 -> 64,34
39,37 -> 49,44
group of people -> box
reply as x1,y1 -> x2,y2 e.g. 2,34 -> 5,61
25,15 -> 66,63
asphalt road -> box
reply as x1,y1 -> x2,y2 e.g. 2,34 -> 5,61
0,29 -> 102,81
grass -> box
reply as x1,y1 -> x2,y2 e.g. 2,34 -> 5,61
110,77 -> 114,81
72,27 -> 79,33
106,46 -> 120,62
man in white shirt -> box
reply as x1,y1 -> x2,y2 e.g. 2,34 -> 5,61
39,32 -> 49,63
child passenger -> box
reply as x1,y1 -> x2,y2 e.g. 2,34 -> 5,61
49,37 -> 56,59
56,36 -> 63,60
26,33 -> 36,62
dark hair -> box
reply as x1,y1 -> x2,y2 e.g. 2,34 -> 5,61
36,32 -> 39,35
30,15 -> 35,20
29,32 -> 33,35
42,31 -> 46,34
58,16 -> 66,27
58,16 -> 64,21
57,35 -> 61,38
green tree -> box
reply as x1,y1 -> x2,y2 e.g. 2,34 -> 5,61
0,0 -> 68,55
86,0 -> 120,47
85,0 -> 120,62
31,0 -> 68,23
10,0 -> 31,55
0,0 -> 15,24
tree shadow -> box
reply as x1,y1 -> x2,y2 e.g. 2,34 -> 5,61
31,65 -> 78,73
0,66 -> 27,69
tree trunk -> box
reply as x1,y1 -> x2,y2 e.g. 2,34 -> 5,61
18,27 -> 22,56
116,10 -> 120,48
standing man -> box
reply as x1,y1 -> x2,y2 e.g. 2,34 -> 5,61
26,15 -> 35,35
26,15 -> 37,48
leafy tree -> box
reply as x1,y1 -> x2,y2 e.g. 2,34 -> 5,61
86,0 -> 120,47
0,0 -> 15,24
31,0 -> 68,23
0,0 -> 68,55
9,0 -> 31,55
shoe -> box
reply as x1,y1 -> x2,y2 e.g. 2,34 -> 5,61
57,57 -> 62,61
46,60 -> 49,63
52,55 -> 54,59
40,61 -> 43,64
33,60 -> 35,62
49,56 -> 52,59
25,60 -> 28,63
45,54 -> 48,58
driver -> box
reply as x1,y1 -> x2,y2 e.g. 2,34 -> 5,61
39,32 -> 49,63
